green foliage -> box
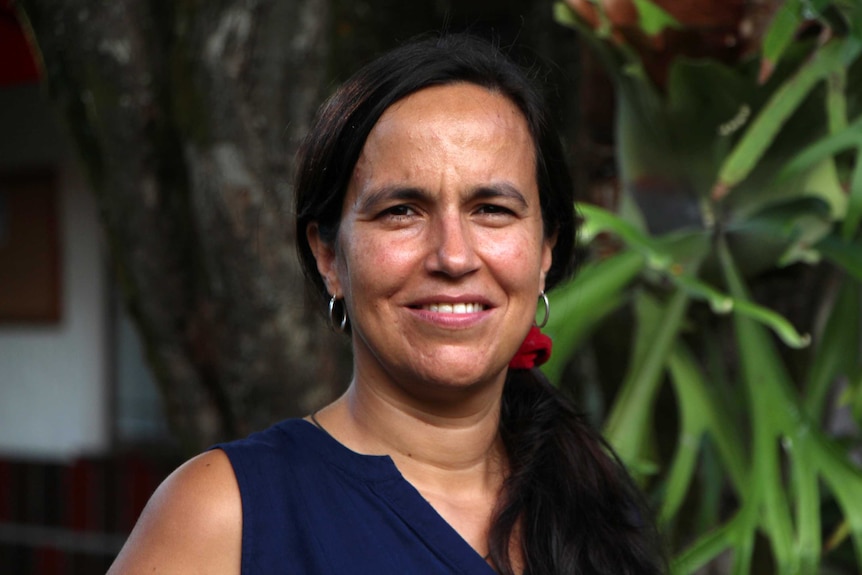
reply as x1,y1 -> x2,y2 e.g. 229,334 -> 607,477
631,0 -> 680,36
553,1 -> 862,572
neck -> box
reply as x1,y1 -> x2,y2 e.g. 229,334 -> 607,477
318,375 -> 507,493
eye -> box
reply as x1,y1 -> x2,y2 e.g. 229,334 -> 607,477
476,204 -> 515,216
379,204 -> 417,220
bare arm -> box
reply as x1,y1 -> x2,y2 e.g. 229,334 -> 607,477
107,449 -> 242,575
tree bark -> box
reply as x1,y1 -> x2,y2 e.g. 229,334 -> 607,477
18,0 -> 351,452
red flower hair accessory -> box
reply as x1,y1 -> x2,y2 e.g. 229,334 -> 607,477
508,326 -> 552,370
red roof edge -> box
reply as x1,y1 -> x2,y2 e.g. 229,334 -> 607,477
0,1 -> 41,87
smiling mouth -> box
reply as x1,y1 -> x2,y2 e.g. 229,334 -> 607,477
419,303 -> 486,314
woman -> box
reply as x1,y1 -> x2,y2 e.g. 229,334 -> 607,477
108,33 -> 664,574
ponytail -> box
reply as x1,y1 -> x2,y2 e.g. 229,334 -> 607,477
490,368 -> 666,574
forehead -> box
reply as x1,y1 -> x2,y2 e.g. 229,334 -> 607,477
351,83 -> 537,186
371,83 -> 532,147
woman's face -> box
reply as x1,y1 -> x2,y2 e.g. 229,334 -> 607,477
309,83 -> 554,398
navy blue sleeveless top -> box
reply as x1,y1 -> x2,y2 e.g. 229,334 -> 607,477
216,419 -> 497,574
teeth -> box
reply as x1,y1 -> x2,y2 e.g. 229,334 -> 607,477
423,303 -> 484,313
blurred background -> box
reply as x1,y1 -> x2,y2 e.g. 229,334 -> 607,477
1,0 -> 860,573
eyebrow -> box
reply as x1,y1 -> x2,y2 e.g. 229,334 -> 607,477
471,183 -> 529,209
354,186 -> 428,213
355,182 -> 530,213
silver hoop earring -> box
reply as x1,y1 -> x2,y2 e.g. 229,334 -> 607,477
328,295 -> 349,333
536,292 -> 550,328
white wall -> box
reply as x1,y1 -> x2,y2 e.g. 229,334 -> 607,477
0,85 -> 110,459
0,165 -> 109,459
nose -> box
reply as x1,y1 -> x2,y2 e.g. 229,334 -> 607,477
425,212 -> 480,278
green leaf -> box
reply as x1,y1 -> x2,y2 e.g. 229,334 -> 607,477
553,1 -> 584,30
669,272 -> 733,313
788,431 -> 821,574
671,516 -> 740,574
676,344 -> 748,487
842,152 -> 862,240
732,294 -> 811,349
729,521 -> 756,575
581,200 -> 813,345
553,1 -> 613,40
714,38 -> 862,199
659,428 -> 700,525
817,232 -> 862,282
632,0 -> 680,36
852,369 -> 862,426
727,196 -> 835,268
826,66 -> 848,133
578,202 -> 672,269
719,241 -> 798,569
542,249 -> 645,383
846,0 -> 862,38
663,343 -> 748,524
678,238 -> 811,347
825,519 -> 851,553
805,426 -> 862,569
805,277 -> 861,418
718,237 -> 862,569
604,289 -> 689,468
761,0 -> 804,76
775,115 -> 862,189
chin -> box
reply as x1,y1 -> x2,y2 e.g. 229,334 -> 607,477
411,359 -> 506,391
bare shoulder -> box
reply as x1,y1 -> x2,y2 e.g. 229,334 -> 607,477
107,449 -> 242,575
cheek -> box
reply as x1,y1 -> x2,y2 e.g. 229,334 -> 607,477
338,234 -> 417,297
480,230 -> 546,288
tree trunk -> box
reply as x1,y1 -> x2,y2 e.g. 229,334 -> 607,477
18,0 -> 351,453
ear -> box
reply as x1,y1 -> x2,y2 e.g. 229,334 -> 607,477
539,230 -> 557,293
307,222 -> 342,297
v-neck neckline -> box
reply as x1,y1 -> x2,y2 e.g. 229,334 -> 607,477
297,419 -> 498,574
